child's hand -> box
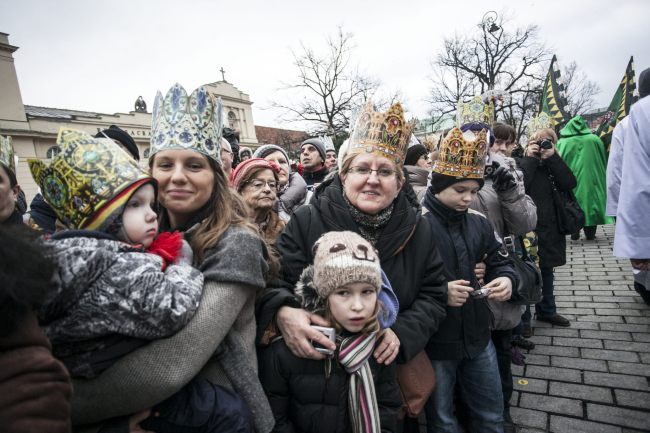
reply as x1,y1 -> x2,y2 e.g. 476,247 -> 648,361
374,328 -> 400,365
485,277 -> 513,301
277,306 -> 335,360
447,280 -> 473,307
128,409 -> 154,433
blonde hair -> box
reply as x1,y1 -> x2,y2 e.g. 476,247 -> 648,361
531,128 -> 558,144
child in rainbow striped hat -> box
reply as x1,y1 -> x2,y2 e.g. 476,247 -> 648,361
259,230 -> 401,433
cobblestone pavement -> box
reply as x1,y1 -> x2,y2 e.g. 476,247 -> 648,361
510,224 -> 650,433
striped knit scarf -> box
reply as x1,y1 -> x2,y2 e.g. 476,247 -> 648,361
338,332 -> 380,433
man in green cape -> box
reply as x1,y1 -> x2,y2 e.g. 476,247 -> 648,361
556,115 -> 613,240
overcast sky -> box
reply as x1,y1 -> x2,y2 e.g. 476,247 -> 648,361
1,0 -> 648,130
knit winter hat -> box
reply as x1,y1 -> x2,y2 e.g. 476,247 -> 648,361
405,144 -> 429,166
253,144 -> 291,175
230,157 -> 280,191
312,231 -> 382,299
95,125 -> 140,161
301,138 -> 327,163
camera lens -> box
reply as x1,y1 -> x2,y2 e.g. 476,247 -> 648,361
539,139 -> 553,150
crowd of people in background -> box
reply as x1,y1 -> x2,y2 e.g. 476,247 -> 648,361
0,68 -> 648,433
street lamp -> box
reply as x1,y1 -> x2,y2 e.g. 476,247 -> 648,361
480,11 -> 501,34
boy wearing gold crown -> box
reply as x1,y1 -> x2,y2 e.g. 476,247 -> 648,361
422,98 -> 518,433
29,128 -> 205,379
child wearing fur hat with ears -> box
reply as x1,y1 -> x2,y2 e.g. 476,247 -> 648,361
32,129 -> 255,432
259,230 -> 402,433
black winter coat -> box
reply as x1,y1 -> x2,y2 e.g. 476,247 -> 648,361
423,192 -> 518,360
256,175 -> 448,363
518,154 -> 577,268
259,339 -> 400,433
302,166 -> 329,187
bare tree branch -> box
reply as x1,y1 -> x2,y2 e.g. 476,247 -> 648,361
271,27 -> 378,136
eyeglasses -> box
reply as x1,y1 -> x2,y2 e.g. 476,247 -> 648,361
347,166 -> 397,178
245,179 -> 278,190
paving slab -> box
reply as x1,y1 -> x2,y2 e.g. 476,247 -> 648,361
510,225 -> 650,431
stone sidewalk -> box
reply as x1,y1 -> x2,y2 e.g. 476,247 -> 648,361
510,224 -> 650,432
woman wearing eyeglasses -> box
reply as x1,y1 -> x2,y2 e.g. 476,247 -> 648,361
231,158 -> 286,245
257,103 -> 447,419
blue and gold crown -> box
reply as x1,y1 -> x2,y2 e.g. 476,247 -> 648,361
527,112 -> 556,136
150,83 -> 223,163
0,135 -> 15,175
347,102 -> 413,166
456,95 -> 495,127
29,128 -> 151,230
433,128 -> 488,179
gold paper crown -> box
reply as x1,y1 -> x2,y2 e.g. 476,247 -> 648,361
527,112 -> 556,135
433,127 -> 488,179
150,83 -> 223,163
0,135 -> 15,175
456,96 -> 495,127
347,102 -> 413,165
29,128 -> 151,230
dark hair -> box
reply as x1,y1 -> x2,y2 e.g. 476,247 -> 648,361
0,225 -> 54,337
492,122 -> 516,143
1,163 -> 17,187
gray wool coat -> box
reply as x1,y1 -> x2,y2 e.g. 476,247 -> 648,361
70,225 -> 274,433
470,153 -> 538,330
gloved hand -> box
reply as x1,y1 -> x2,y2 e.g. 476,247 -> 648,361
492,166 -> 517,192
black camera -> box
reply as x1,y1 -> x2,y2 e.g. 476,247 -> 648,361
483,160 -> 500,178
539,139 -> 553,150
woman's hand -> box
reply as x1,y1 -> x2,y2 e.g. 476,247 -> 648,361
474,261 -> 486,283
276,306 -> 336,360
525,141 -> 540,158
128,410 -> 153,433
447,280 -> 473,307
485,277 -> 513,301
373,328 -> 400,365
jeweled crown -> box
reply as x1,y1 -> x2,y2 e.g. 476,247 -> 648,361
527,112 -> 556,136
0,135 -> 15,175
433,127 -> 489,179
347,102 -> 413,166
150,83 -> 223,163
456,96 -> 495,127
29,128 -> 151,230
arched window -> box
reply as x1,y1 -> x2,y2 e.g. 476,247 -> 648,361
46,146 -> 61,159
228,111 -> 238,129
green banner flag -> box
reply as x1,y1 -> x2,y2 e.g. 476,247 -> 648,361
539,55 -> 570,128
595,56 -> 638,151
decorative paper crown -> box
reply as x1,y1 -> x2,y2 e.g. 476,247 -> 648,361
29,128 -> 151,230
0,135 -> 15,175
433,127 -> 488,179
321,135 -> 335,152
456,95 -> 495,127
527,112 -> 556,135
347,101 -> 413,165
150,83 -> 223,163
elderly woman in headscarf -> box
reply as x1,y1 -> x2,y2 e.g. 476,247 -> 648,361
231,157 -> 285,245
254,144 -> 307,221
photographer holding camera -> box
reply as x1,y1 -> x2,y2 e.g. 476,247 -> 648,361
518,121 -> 577,329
